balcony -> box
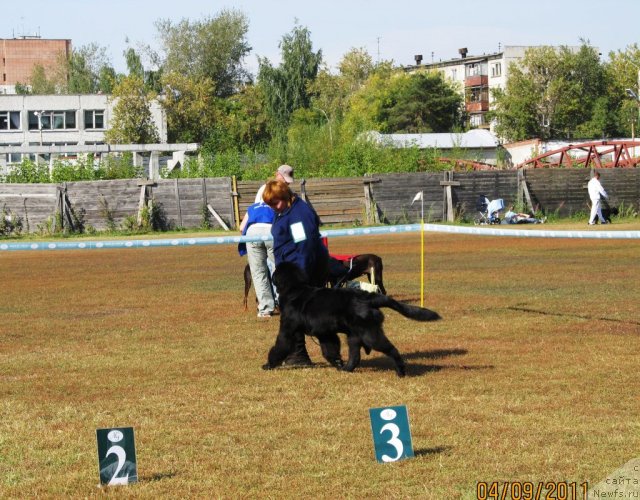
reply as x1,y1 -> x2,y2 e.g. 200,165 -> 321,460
465,75 -> 488,87
466,101 -> 490,113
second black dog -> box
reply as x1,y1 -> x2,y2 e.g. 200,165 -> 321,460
263,262 -> 441,377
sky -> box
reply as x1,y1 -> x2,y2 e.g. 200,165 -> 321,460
4,0 -> 640,76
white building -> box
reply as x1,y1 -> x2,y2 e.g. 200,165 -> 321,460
368,129 -> 501,165
0,93 -> 167,164
406,46 -> 581,131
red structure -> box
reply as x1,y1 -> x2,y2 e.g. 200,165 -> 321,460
517,140 -> 640,169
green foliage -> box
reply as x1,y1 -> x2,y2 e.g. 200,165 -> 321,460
29,64 -> 56,94
200,204 -> 212,230
160,72 -> 217,143
18,42 -> 114,95
123,43 -> 163,93
36,214 -> 59,236
50,156 -> 97,182
156,9 -> 251,98
104,75 -> 159,144
605,43 -> 640,137
258,23 -> 322,138
491,43 -> 611,141
143,199 -> 169,231
284,113 -> 445,177
216,84 -> 270,151
378,71 -> 464,133
338,48 -> 374,92
14,82 -> 31,95
2,154 -> 143,184
125,47 -> 145,79
163,150 -> 244,179
0,206 -> 23,236
67,43 -> 114,94
34,207 -> 84,236
98,196 -> 117,232
2,159 -> 50,183
97,66 -> 117,94
96,153 -> 144,180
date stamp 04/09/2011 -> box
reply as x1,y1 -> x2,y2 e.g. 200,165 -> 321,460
476,481 -> 588,500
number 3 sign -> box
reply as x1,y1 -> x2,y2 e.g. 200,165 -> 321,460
96,427 -> 138,486
369,406 -> 414,463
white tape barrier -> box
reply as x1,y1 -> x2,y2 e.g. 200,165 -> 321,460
1,224 -> 639,252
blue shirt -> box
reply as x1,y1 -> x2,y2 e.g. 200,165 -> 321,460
271,197 -> 328,279
238,202 -> 276,256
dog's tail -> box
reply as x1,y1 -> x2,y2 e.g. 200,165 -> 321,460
367,294 -> 441,322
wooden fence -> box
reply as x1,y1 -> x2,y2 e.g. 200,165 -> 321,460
1,168 -> 638,233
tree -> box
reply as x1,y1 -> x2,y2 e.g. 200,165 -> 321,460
605,44 -> 640,137
59,43 -> 115,94
123,43 -> 163,93
97,66 -> 117,94
125,47 -> 145,80
160,71 -> 217,143
155,9 -> 251,98
379,71 -> 463,133
338,48 -> 374,93
221,83 -> 270,150
104,75 -> 159,144
491,43 -> 608,141
28,64 -> 56,94
258,23 -> 322,137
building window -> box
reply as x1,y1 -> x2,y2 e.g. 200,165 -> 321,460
84,109 -> 105,129
466,62 -> 487,77
491,63 -> 502,77
28,110 -> 77,130
0,111 -> 20,130
470,114 -> 484,127
467,86 -> 489,103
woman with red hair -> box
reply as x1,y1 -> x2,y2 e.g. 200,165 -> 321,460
262,179 -> 329,365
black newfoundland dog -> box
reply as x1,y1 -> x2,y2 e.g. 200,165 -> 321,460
262,262 -> 441,377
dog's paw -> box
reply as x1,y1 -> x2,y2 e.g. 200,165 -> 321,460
262,363 -> 274,371
330,359 -> 344,369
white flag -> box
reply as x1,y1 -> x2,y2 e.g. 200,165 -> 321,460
411,191 -> 423,204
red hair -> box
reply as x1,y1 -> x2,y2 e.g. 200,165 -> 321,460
262,179 -> 294,207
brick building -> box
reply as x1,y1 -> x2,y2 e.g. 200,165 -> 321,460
1,37 -> 71,94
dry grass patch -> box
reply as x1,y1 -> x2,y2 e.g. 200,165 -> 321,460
1,223 -> 639,498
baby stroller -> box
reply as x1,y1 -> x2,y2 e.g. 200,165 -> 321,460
474,194 -> 504,225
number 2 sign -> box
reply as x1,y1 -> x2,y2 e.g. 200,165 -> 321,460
369,406 -> 414,463
96,427 -> 138,486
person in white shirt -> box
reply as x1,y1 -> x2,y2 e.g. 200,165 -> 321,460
255,165 -> 294,203
587,172 -> 608,225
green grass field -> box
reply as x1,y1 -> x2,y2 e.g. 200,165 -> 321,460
1,223 -> 639,498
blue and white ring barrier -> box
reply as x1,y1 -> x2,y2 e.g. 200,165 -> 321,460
1,224 -> 639,252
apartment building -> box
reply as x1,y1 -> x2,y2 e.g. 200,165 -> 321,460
407,46 -> 532,130
1,36 -> 71,94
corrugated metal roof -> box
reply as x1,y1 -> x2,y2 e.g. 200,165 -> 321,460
369,129 -> 499,149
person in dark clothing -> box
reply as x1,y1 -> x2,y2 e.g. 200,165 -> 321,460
262,179 -> 329,366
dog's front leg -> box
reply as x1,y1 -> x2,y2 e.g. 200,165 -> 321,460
263,328 -> 295,370
341,335 -> 362,373
318,333 -> 343,369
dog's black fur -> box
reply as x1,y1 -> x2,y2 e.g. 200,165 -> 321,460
262,262 -> 441,377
